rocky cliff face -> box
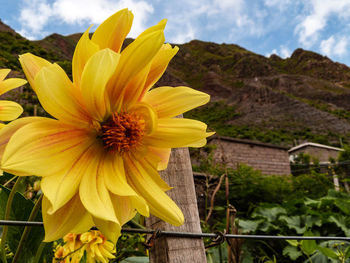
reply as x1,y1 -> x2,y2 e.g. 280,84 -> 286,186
1,24 -> 350,146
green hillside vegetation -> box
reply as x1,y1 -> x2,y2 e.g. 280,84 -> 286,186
1,26 -> 350,147
0,32 -> 62,70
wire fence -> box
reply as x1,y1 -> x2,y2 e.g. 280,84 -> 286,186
0,220 -> 349,241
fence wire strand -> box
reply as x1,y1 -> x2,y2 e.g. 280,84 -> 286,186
0,220 -> 349,241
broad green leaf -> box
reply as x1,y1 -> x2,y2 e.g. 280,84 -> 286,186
334,199 -> 350,214
328,215 -> 350,236
251,206 -> 286,221
317,246 -> 339,259
301,231 -> 317,256
282,245 -> 302,260
304,215 -> 322,228
286,239 -> 299,247
279,215 -> 306,234
206,243 -> 228,263
258,221 -> 280,232
238,219 -> 263,233
304,197 -> 320,207
345,245 -> 350,258
0,185 -> 52,263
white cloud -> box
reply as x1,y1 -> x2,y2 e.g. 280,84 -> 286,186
320,36 -> 348,57
264,0 -> 291,11
163,0 -> 265,44
18,0 -> 154,39
18,0 -> 52,38
280,46 -> 291,58
266,49 -> 278,57
266,46 -> 291,58
169,24 -> 195,44
295,0 -> 350,47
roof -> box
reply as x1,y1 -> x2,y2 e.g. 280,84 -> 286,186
288,142 -> 344,153
208,135 -> 289,150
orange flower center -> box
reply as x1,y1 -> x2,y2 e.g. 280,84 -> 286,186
101,112 -> 145,153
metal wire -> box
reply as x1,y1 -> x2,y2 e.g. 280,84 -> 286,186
0,220 -> 349,241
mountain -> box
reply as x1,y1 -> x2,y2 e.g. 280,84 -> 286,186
1,23 -> 350,147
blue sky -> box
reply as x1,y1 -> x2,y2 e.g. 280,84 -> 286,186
2,0 -> 350,66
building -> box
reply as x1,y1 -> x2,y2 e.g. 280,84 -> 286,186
288,142 -> 344,164
205,136 -> 291,175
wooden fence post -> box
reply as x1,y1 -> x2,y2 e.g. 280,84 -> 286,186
146,146 -> 207,263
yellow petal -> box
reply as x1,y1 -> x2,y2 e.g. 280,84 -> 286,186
19,53 -> 51,90
186,135 -> 214,147
0,117 -> 44,167
80,48 -> 120,121
103,153 -> 140,196
35,63 -> 90,124
0,78 -> 27,96
0,101 -> 23,121
144,118 -> 210,148
110,194 -> 137,226
129,102 -> 157,135
2,119 -> 95,177
143,86 -> 210,118
42,195 -> 94,242
91,8 -> 133,53
139,44 -> 178,100
93,216 -> 121,244
147,146 -> 171,171
72,26 -> 99,87
108,30 -> 165,111
103,153 -> 150,217
0,69 -> 10,81
137,156 -> 171,191
121,63 -> 151,108
137,19 -> 167,39
79,149 -> 118,223
41,144 -> 100,214
125,157 -> 184,226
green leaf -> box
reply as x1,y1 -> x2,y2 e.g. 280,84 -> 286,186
334,199 -> 350,214
279,215 -> 306,234
286,240 -> 299,247
317,246 -> 339,259
304,215 -> 322,228
238,219 -> 262,233
300,231 -> 317,256
0,185 -> 50,263
344,245 -> 350,259
282,245 -> 302,260
120,256 -> 149,262
304,197 -> 320,207
251,206 -> 286,221
328,215 -> 350,236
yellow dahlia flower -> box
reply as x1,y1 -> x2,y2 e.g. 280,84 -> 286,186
0,69 -> 25,123
53,231 -> 115,263
80,230 -> 115,263
0,9 -> 213,242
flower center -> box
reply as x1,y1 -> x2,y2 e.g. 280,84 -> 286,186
101,112 -> 145,153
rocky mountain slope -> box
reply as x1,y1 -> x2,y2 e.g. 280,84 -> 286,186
1,21 -> 350,147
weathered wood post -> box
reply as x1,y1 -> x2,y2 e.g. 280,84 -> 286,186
146,146 -> 207,262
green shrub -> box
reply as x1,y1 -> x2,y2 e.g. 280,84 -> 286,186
209,164 -> 333,219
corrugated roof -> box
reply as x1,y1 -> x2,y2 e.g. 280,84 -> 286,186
208,135 -> 289,150
288,142 -> 344,153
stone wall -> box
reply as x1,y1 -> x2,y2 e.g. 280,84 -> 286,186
207,136 -> 291,175
290,145 -> 342,163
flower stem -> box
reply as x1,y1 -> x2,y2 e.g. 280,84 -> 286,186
33,241 -> 46,263
11,194 -> 43,263
0,177 -> 23,263
3,176 -> 17,188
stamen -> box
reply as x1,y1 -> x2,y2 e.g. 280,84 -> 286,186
101,112 -> 145,153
